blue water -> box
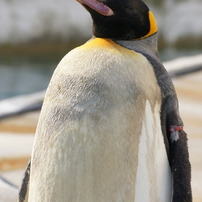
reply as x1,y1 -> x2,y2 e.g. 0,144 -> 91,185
0,56 -> 57,100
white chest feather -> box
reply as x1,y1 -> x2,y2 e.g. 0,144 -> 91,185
135,101 -> 172,202
28,39 -> 171,202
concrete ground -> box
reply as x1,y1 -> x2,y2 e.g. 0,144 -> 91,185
0,72 -> 201,202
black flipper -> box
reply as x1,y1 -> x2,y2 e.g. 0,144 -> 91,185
170,130 -> 192,202
144,54 -> 192,202
18,161 -> 31,202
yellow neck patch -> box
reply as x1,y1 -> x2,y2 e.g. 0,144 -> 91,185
80,38 -> 116,50
79,38 -> 136,55
140,11 -> 158,39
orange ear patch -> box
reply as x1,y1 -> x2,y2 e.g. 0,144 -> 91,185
140,11 -> 158,39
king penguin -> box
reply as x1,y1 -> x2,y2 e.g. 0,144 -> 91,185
18,0 -> 192,202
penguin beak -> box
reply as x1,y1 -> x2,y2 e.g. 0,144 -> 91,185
77,0 -> 114,16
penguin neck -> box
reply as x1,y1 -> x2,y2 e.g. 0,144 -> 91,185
114,34 -> 159,60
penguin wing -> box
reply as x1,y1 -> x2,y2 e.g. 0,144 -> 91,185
169,129 -> 192,202
142,54 -> 192,202
18,161 -> 30,202
161,96 -> 192,202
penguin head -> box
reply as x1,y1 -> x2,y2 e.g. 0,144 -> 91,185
77,0 -> 158,40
